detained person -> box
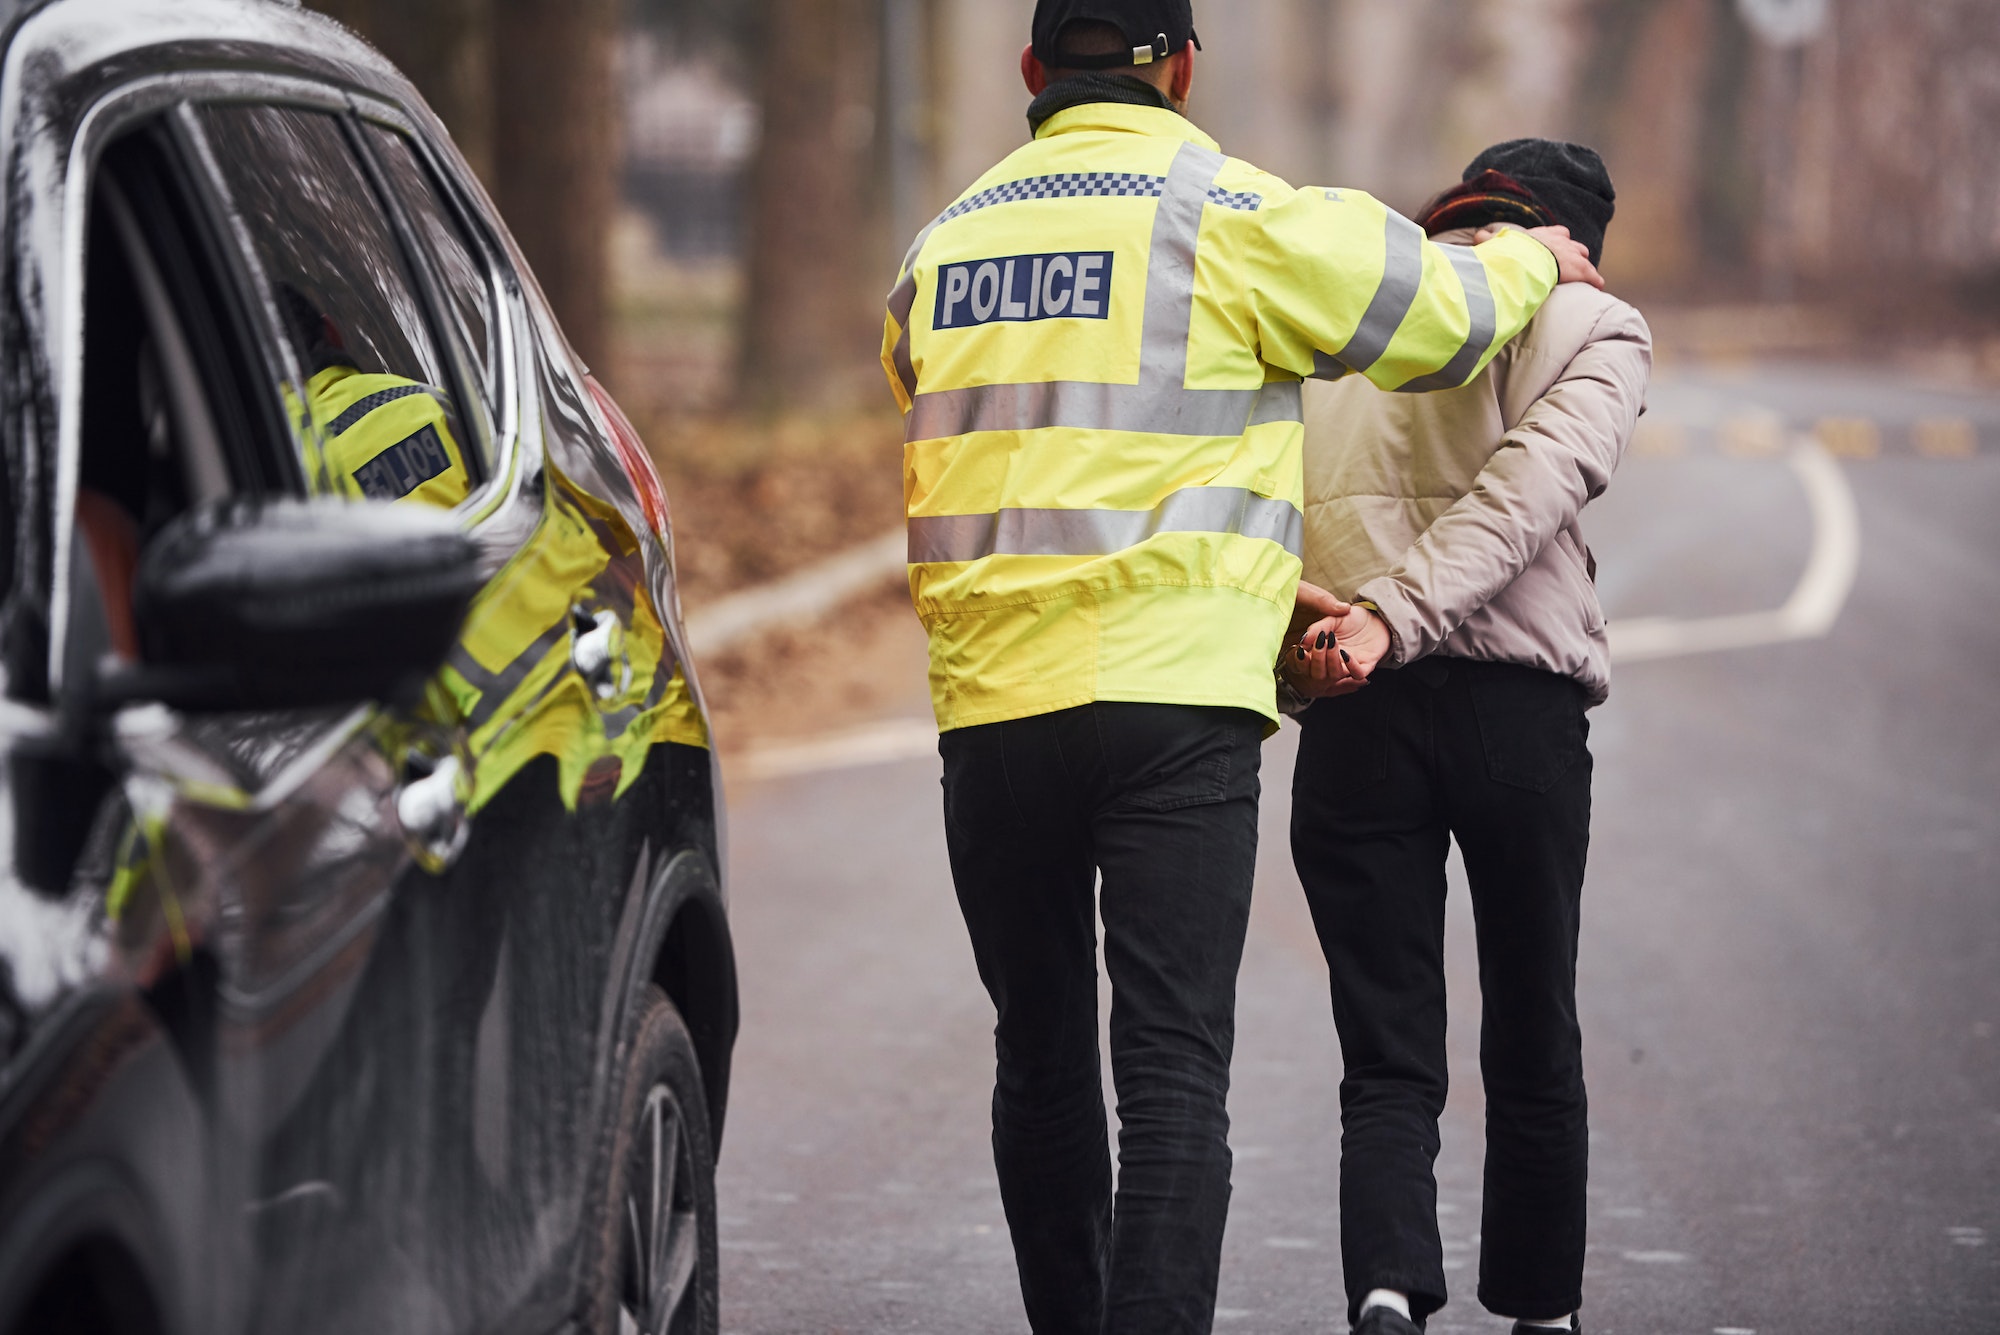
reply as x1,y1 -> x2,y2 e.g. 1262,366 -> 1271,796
881,6 -> 1606,1330
1285,141 -> 1652,1335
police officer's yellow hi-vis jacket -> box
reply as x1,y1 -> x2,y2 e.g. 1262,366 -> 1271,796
307,363 -> 472,510
883,102 -> 1559,731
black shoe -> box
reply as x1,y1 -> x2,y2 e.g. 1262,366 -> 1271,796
1353,1307 -> 1425,1335
1510,1319 -> 1580,1334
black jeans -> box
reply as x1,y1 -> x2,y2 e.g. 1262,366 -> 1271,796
940,701 -> 1264,1335
1290,658 -> 1592,1326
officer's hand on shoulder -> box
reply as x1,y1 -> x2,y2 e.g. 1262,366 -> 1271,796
1479,224 -> 1605,290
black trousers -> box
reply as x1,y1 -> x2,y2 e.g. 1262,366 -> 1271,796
1290,658 -> 1592,1326
939,702 -> 1264,1335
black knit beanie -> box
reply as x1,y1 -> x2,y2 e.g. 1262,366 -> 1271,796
1462,139 -> 1616,266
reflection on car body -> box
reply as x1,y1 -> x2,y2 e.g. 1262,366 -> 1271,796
280,288 -> 471,509
0,3 -> 737,1333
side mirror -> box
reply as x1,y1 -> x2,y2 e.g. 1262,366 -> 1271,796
101,499 -> 484,713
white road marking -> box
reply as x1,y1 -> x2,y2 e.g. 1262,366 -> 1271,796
1815,417 -> 1882,459
722,441 -> 1864,778
1609,439 -> 1861,664
1717,410 -> 1787,457
1621,1249 -> 1692,1264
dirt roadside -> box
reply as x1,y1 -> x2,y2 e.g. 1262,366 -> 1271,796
633,410 -> 928,752
692,580 -> 931,755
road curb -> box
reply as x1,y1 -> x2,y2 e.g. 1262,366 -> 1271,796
685,528 -> 906,657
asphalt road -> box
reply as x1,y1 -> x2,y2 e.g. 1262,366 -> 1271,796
711,359 -> 2000,1335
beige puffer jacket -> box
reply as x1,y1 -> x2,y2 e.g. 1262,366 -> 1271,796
1301,227 -> 1652,705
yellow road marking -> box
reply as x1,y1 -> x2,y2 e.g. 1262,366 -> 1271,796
1719,411 -> 1787,457
1913,417 -> 1978,458
1814,417 -> 1881,459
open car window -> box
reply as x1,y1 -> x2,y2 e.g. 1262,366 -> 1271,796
55,124 -> 280,699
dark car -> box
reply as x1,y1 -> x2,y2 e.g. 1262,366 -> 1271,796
0,1 -> 737,1332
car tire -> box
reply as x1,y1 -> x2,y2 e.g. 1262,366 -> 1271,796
582,985 -> 719,1335
0,1165 -> 175,1335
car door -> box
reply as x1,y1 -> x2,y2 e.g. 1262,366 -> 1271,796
64,95 -> 497,1325
339,99 -> 723,1327
136,92 -> 639,1333
184,88 -> 715,1332
17,49 -> 713,1328
4,92 -> 438,1335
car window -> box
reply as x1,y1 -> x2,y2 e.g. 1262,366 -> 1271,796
197,104 -> 480,511
362,125 -> 501,438
51,125 -> 276,700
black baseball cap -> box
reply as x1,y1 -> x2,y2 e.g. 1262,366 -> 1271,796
1032,0 -> 1201,70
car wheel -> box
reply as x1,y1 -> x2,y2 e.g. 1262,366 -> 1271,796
584,985 -> 718,1335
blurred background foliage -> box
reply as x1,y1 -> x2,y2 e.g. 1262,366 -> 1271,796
309,0 -> 2000,599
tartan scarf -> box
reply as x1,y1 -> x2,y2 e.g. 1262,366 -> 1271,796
1416,170 -> 1553,238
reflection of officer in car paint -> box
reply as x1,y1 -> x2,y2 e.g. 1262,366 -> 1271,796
279,284 -> 470,509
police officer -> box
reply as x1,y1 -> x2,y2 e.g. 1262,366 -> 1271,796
881,5 -> 1603,1332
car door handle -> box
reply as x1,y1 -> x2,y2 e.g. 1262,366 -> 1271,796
396,751 -> 470,873
570,607 -> 632,705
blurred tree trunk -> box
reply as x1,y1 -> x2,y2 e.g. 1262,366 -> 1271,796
494,0 -> 621,372
1790,0 -> 2000,309
310,0 -> 496,180
739,0 -> 883,412
312,0 -> 617,373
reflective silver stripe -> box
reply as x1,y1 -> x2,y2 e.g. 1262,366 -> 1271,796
1247,380 -> 1303,427
908,376 -> 1302,440
892,330 -> 918,398
886,209 -> 944,334
908,380 -> 1266,439
1138,140 -> 1226,387
909,485 -> 1303,564
888,274 -> 918,327
1397,243 -> 1497,393
1310,351 -> 1351,382
887,213 -> 946,400
1336,210 -> 1426,376
886,231 -> 929,327
449,620 -> 568,729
